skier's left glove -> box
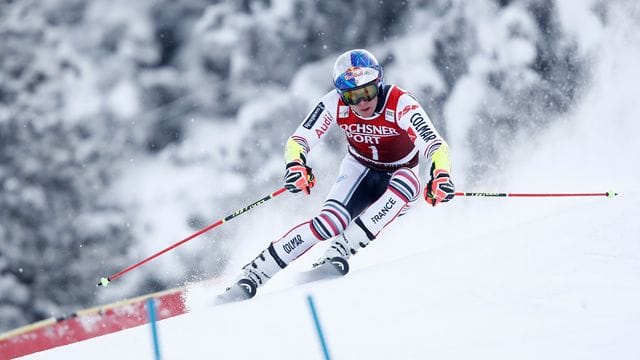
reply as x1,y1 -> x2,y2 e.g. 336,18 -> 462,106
424,169 -> 455,206
284,161 -> 316,195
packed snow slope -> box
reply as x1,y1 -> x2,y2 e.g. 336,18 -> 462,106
26,2 -> 640,359
28,191 -> 640,359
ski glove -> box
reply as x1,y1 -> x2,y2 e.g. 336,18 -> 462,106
425,169 -> 455,206
284,161 -> 316,195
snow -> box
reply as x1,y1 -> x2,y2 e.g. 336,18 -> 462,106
11,1 -> 640,359
107,80 -> 140,119
26,22 -> 640,356
26,188 -> 640,359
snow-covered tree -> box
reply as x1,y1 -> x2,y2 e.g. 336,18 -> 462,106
0,1 -> 135,330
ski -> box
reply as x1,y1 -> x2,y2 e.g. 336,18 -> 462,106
295,257 -> 350,285
214,257 -> 349,305
214,278 -> 257,305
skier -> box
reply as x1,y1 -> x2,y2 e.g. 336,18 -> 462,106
223,49 -> 455,299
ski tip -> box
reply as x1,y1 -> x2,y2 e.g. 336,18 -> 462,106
97,277 -> 110,287
606,191 -> 618,198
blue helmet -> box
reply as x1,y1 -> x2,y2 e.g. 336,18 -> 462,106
332,49 -> 383,92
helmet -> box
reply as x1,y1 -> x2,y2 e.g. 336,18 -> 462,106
332,49 -> 383,92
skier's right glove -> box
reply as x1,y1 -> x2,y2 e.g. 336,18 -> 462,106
284,161 -> 316,195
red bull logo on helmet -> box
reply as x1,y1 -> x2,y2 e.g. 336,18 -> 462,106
343,67 -> 379,86
344,67 -> 364,80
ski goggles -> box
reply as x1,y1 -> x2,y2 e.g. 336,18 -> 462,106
340,83 -> 379,105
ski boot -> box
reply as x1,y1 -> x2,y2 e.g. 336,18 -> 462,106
313,218 -> 375,275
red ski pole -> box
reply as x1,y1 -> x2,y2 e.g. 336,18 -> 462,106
98,187 -> 288,287
454,191 -> 618,198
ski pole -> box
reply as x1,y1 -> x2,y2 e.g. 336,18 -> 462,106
454,191 -> 618,198
98,187 -> 288,287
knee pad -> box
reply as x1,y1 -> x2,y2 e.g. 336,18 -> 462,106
389,168 -> 420,202
311,199 -> 352,240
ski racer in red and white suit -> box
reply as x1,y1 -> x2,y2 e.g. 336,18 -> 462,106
226,49 -> 454,298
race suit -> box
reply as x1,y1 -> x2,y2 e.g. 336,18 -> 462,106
269,85 -> 452,266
